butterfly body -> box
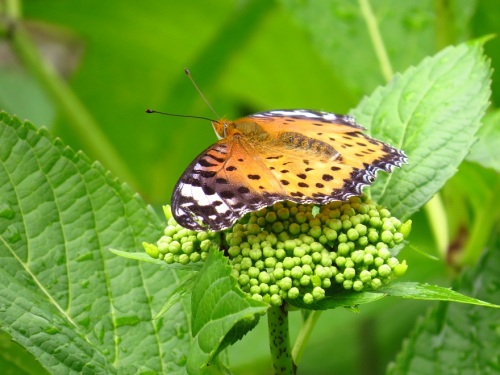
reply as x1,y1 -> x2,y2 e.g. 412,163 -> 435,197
172,110 -> 407,231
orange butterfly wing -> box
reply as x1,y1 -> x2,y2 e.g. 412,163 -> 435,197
172,110 -> 407,231
171,137 -> 286,231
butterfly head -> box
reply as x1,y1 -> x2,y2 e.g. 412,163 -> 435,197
212,119 -> 231,140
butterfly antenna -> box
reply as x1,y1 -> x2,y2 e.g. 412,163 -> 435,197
184,68 -> 220,119
145,109 -> 217,123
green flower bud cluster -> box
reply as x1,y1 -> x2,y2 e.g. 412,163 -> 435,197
143,206 -> 219,264
143,196 -> 411,307
225,196 -> 410,306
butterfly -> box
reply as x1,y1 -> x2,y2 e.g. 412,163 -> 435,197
172,109 -> 407,231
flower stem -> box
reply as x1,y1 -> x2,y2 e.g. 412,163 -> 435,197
292,310 -> 322,365
268,305 -> 296,375
358,0 -> 393,82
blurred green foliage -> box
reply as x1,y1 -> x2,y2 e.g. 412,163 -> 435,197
1,0 -> 499,374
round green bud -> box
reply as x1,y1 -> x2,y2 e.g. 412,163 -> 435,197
335,256 -> 347,267
338,243 -> 350,256
284,240 -> 296,253
312,286 -> 325,300
342,219 -> 352,230
265,211 -> 277,223
378,264 -> 392,277
303,293 -> 314,304
299,254 -> 312,266
338,233 -> 348,243
386,257 -> 399,268
379,208 -> 391,218
293,246 -> 306,258
200,239 -> 213,252
351,250 -> 364,264
288,222 -> 300,235
335,273 -> 345,283
201,252 -> 208,261
295,212 -> 307,224
190,252 -> 201,263
367,231 -> 379,243
272,221 -> 284,233
370,278 -> 382,289
262,246 -> 275,258
164,226 -> 176,237
355,224 -> 367,236
309,226 -> 322,239
393,232 -> 404,244
283,257 -> 295,270
250,285 -> 261,295
353,280 -> 364,291
248,267 -> 260,278
288,287 -> 300,299
251,294 -> 263,302
374,257 -> 385,267
344,267 -> 356,280
168,241 -> 181,254
298,237 -> 310,247
228,246 -> 241,258
270,294 -> 282,306
164,253 -> 174,264
278,277 -> 292,291
328,219 -> 342,231
343,280 -> 353,290
258,271 -> 271,284
240,257 -> 252,270
264,257 -> 277,268
291,266 -> 304,279
320,254 -> 332,267
322,278 -> 331,288
311,252 -> 322,263
369,216 -> 382,228
381,230 -> 393,244
249,248 -> 262,261
229,235 -> 243,247
314,265 -> 328,279
324,228 -> 337,241
378,247 -> 391,260
302,264 -> 313,275
273,268 -> 285,280
310,242 -> 323,253
345,259 -> 354,268
300,275 -> 311,286
357,236 -> 369,247
269,284 -> 280,295
278,231 -> 290,242
247,223 -> 261,235
276,248 -> 286,260
359,270 -> 372,283
260,283 -> 270,294
178,254 -> 189,265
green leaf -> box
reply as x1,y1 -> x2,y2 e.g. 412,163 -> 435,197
187,249 -> 268,374
352,42 -> 491,219
0,112 -> 190,374
388,231 -> 500,374
287,288 -> 386,310
379,282 -> 500,308
466,109 -> 500,172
